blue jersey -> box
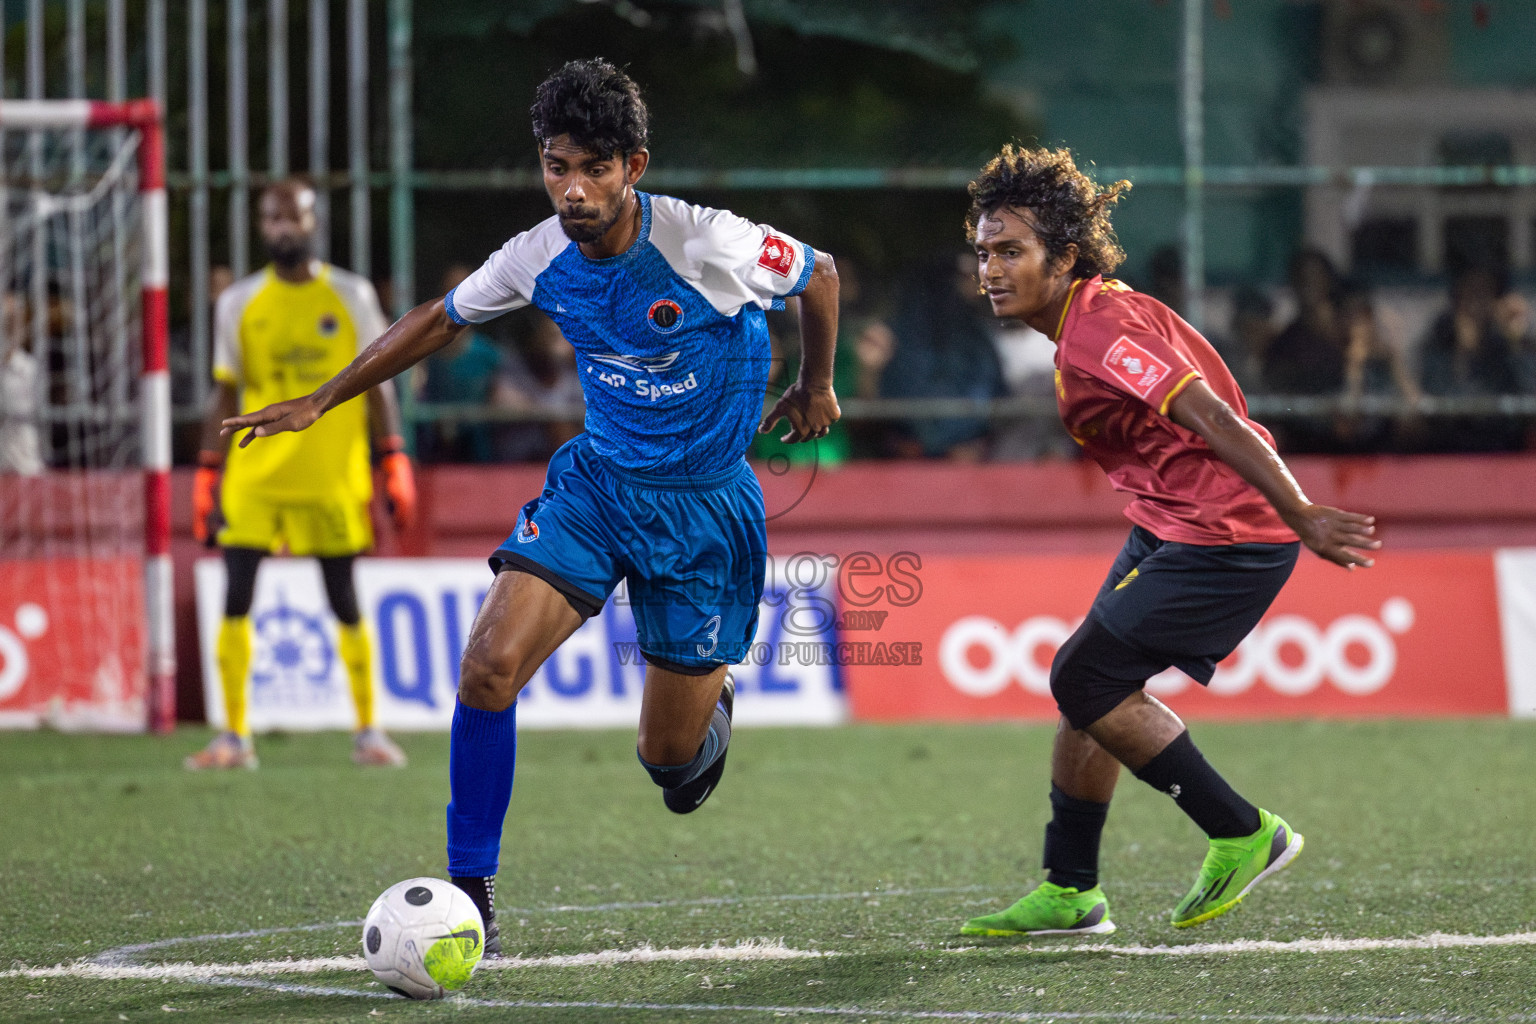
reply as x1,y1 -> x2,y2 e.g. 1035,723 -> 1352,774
445,191 -> 815,477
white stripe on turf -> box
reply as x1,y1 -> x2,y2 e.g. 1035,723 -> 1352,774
948,930 -> 1536,956
134,977 -> 1536,1024
10,930 -> 1536,984
1,938 -> 829,981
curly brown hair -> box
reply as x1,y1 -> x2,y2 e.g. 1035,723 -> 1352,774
531,59 -> 649,157
965,145 -> 1131,279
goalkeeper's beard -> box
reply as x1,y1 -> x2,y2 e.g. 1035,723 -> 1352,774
267,236 -> 315,270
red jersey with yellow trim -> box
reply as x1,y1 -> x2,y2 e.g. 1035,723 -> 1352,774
1053,275 -> 1296,545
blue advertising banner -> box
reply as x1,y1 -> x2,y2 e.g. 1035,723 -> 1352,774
195,557 -> 846,731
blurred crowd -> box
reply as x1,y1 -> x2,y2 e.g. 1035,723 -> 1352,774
1210,249 -> 1536,456
6,247 -> 1536,476
751,245 -> 1536,467
410,265 -> 585,464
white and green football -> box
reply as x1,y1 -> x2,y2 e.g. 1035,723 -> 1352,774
362,877 -> 485,999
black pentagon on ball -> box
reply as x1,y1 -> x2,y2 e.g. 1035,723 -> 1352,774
366,925 -> 382,953
652,302 -> 679,328
405,885 -> 434,906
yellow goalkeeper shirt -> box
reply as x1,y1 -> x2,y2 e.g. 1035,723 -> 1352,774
213,263 -> 389,502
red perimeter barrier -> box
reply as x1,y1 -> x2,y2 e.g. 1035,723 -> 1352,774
167,453 -> 1536,719
0,557 -> 146,728
842,549 -> 1505,721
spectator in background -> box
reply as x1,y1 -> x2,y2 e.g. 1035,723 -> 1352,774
854,319 -> 895,408
1505,291 -> 1536,396
754,308 -> 850,466
170,266 -> 234,463
491,309 -> 584,462
753,258 -> 887,466
1267,248 -> 1346,395
415,264 -> 510,463
1222,286 -> 1276,395
843,260 -> 903,459
1419,265 -> 1530,452
880,250 -> 1007,460
1144,244 -> 1186,317
39,282 -> 82,467
0,292 -> 42,475
1265,248 -> 1347,451
989,317 -> 1078,460
1336,278 -> 1421,452
210,266 -> 236,311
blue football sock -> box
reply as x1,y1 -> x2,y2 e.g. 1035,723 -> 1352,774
638,703 -> 730,789
446,700 -> 517,878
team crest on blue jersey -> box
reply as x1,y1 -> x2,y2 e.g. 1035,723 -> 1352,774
647,298 -> 684,334
516,518 -> 539,544
318,312 -> 339,337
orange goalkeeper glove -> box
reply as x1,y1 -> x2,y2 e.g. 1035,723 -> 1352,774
378,435 -> 417,531
192,450 -> 223,547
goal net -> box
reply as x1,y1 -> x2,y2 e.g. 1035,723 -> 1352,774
0,101 -> 172,731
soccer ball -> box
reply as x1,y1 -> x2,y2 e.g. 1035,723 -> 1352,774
362,877 -> 485,999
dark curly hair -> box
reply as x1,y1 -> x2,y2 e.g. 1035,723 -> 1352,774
530,58 -> 649,157
965,145 -> 1131,279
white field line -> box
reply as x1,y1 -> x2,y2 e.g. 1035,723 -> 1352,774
141,977 -> 1536,1024
948,930 -> 1536,957
76,886 -> 996,965
87,920 -> 358,965
2,939 -> 829,982
10,929 -> 1536,985
73,876 -> 1536,965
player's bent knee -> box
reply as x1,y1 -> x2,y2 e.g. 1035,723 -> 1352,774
635,728 -> 702,768
1049,616 -> 1152,731
457,650 -> 526,713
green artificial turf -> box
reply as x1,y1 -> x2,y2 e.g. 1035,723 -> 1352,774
1,719 -> 1533,1022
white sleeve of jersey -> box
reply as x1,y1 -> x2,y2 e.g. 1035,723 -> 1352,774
211,274 -> 262,385
446,218 -> 568,325
649,196 -> 815,316
329,268 -> 391,355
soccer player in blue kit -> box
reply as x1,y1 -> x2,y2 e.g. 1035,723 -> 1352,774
221,59 -> 840,956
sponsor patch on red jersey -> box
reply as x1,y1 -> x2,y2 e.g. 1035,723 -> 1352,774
757,234 -> 797,278
1102,336 -> 1172,400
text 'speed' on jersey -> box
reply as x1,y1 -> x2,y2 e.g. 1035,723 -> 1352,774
445,192 -> 816,477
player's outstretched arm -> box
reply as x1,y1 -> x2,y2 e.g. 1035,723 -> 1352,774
760,251 -> 840,443
1167,379 -> 1381,570
220,298 -> 464,447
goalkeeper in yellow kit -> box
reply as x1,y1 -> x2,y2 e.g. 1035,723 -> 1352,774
186,179 -> 416,770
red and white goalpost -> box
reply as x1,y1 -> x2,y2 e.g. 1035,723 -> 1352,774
0,99 -> 173,732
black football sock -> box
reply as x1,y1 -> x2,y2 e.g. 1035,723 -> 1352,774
1132,730 -> 1262,839
450,875 -> 496,927
1043,784 -> 1110,891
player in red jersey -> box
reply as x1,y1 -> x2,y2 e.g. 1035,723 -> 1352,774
959,146 -> 1380,936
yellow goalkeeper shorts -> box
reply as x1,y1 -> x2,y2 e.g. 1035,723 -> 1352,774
218,488 -> 374,557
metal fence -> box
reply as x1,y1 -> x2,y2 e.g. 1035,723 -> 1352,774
5,0 -> 1536,446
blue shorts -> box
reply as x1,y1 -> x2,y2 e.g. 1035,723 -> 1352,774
490,435 -> 767,672
1089,525 -> 1300,684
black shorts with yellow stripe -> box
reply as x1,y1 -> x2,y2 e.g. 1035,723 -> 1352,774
1050,525 -> 1300,728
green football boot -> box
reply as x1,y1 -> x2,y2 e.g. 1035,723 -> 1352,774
1171,808 -> 1304,929
960,882 -> 1115,937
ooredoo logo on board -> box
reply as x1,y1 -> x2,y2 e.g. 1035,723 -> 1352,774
842,550 -> 1508,721
938,598 -> 1416,700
